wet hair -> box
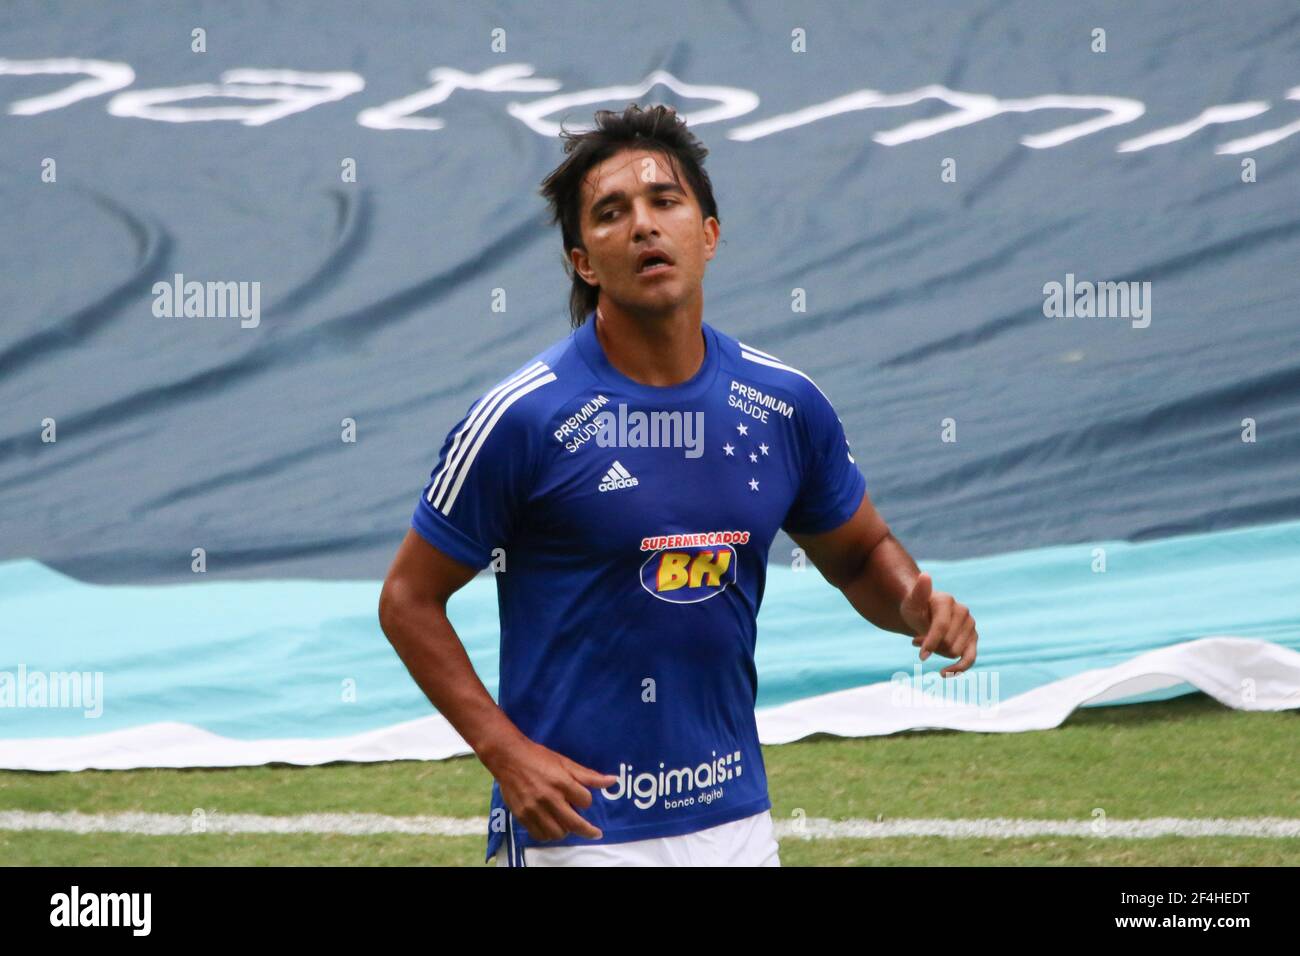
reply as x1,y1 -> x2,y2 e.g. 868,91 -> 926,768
538,103 -> 720,328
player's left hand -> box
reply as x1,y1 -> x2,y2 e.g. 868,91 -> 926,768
899,571 -> 978,677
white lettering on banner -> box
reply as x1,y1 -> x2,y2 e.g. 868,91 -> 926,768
0,58 -> 135,115
1117,102 -> 1271,153
506,68 -> 760,137
1215,86 -> 1300,154
107,69 -> 364,125
3,58 -> 1298,155
728,84 -> 1145,147
358,64 -> 560,132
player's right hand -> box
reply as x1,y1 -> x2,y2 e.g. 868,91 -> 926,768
491,738 -> 618,842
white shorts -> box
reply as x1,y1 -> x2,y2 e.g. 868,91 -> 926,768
493,809 -> 780,867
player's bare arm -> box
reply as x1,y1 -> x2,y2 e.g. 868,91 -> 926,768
790,493 -> 979,677
378,529 -> 617,839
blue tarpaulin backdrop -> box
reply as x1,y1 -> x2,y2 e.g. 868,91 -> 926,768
1,1 -> 1298,764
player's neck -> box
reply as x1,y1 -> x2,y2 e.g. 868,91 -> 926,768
593,298 -> 706,388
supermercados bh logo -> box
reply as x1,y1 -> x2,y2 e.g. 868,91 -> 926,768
639,530 -> 750,603
601,748 -> 744,811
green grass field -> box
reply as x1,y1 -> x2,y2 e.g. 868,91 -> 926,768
3,693 -> 1297,866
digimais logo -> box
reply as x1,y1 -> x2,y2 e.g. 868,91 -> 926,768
601,749 -> 744,811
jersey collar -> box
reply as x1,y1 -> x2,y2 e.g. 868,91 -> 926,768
575,308 -> 720,402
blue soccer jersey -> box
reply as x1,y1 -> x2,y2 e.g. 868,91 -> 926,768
409,311 -> 867,862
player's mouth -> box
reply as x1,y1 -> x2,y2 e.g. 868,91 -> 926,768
635,248 -> 675,277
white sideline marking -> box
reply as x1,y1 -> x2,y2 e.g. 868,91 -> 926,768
0,811 -> 485,837
1,811 -> 1297,839
772,817 -> 1300,839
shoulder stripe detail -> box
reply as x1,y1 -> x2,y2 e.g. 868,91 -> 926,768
437,370 -> 556,515
428,362 -> 555,514
736,340 -> 783,363
738,348 -> 832,403
428,360 -> 548,508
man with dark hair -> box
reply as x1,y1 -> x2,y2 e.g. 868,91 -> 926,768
538,103 -> 722,329
379,103 -> 977,867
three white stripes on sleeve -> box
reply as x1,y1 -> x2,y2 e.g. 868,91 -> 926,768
426,361 -> 555,516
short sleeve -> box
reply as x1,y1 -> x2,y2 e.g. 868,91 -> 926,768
410,393 -> 539,570
781,382 -> 867,536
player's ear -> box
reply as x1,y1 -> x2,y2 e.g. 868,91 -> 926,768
571,245 -> 598,287
702,216 -> 720,262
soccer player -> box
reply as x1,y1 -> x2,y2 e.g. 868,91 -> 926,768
378,103 -> 978,867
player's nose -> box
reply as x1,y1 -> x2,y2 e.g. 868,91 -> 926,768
629,196 -> 661,239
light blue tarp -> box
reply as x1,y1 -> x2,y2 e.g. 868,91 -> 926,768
3,518 -> 1298,744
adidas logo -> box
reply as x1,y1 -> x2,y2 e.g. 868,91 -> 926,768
598,460 -> 639,493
